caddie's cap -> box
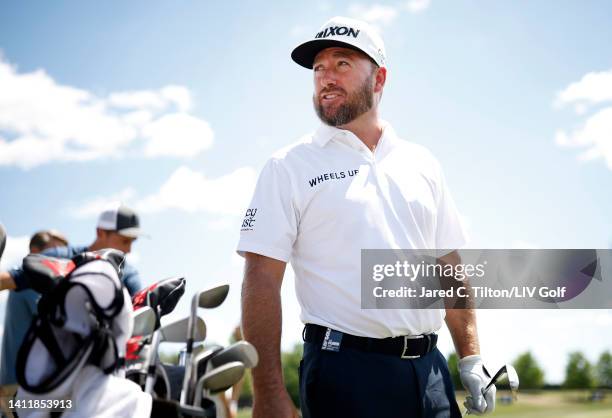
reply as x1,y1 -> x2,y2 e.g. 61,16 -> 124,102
97,204 -> 146,239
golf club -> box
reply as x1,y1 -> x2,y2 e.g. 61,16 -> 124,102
180,284 -> 230,406
144,315 -> 207,394
132,307 -> 157,338
209,341 -> 259,369
193,361 -> 246,408
192,345 -> 224,386
191,342 -> 258,417
463,363 -> 520,416
485,363 -> 519,394
161,315 -> 206,343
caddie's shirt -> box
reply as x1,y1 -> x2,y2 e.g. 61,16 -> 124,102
237,122 -> 467,338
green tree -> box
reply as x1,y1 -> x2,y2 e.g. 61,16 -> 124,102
282,343 -> 303,407
513,351 -> 544,389
563,351 -> 594,389
446,353 -> 462,389
596,351 -> 612,389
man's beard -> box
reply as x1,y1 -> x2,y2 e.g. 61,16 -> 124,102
313,74 -> 374,127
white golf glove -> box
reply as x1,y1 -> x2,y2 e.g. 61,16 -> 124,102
459,355 -> 496,415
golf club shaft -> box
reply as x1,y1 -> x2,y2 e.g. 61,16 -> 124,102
180,296 -> 199,405
463,370 -> 507,415
144,330 -> 162,394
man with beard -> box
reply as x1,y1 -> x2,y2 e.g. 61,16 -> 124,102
238,17 -> 495,418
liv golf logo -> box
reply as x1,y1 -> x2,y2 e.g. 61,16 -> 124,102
315,26 -> 360,39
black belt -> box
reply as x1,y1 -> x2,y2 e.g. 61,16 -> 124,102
303,324 -> 437,359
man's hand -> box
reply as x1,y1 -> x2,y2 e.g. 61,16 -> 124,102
252,388 -> 299,418
0,271 -> 16,291
459,355 -> 496,415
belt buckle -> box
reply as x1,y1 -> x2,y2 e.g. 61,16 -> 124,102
401,335 -> 424,359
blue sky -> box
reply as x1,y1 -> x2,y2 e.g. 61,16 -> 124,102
1,0 -> 611,383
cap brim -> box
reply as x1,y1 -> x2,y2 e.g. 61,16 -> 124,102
291,39 -> 367,69
117,228 -> 149,239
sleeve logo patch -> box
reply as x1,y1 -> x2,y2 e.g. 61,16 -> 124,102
241,208 -> 257,231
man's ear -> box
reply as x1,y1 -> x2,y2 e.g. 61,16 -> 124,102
96,228 -> 106,240
374,66 -> 387,93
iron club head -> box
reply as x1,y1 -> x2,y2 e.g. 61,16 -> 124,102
464,363 -> 520,416
209,341 -> 259,369
161,316 -> 206,343
132,307 -> 157,338
484,363 -> 520,394
199,361 -> 245,394
194,284 -> 230,310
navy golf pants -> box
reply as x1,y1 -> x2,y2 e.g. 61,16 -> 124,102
299,341 -> 461,418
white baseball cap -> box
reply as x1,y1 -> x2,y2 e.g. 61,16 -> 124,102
291,16 -> 387,69
97,204 -> 145,239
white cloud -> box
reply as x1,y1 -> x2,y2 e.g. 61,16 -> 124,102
554,69 -> 612,170
349,4 -> 399,25
108,85 -> 192,112
406,0 -> 431,13
143,113 -> 213,158
159,86 -> 193,112
0,57 -> 211,169
72,166 -> 258,218
70,188 -> 136,219
135,166 -> 257,216
107,91 -> 168,111
0,235 -> 29,271
555,69 -> 612,107
555,107 -> 612,169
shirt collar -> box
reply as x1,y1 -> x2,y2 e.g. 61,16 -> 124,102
312,121 -> 399,149
312,124 -> 344,147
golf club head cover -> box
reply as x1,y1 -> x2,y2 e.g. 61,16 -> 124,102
72,248 -> 126,280
132,277 -> 186,328
126,335 -> 146,361
21,254 -> 76,294
19,249 -> 125,294
459,355 -> 496,415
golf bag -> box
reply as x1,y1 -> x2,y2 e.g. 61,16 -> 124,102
14,249 -> 152,417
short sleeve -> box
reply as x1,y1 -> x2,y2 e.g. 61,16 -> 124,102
236,158 -> 298,262
434,164 -> 468,253
9,266 -> 28,291
121,264 -> 143,296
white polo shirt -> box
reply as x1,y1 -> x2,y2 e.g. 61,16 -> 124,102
237,122 -> 467,338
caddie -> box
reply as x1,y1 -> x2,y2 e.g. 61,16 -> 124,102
238,16 -> 495,418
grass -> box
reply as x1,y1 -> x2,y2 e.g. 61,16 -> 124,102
237,409 -> 252,418
235,390 -> 612,417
